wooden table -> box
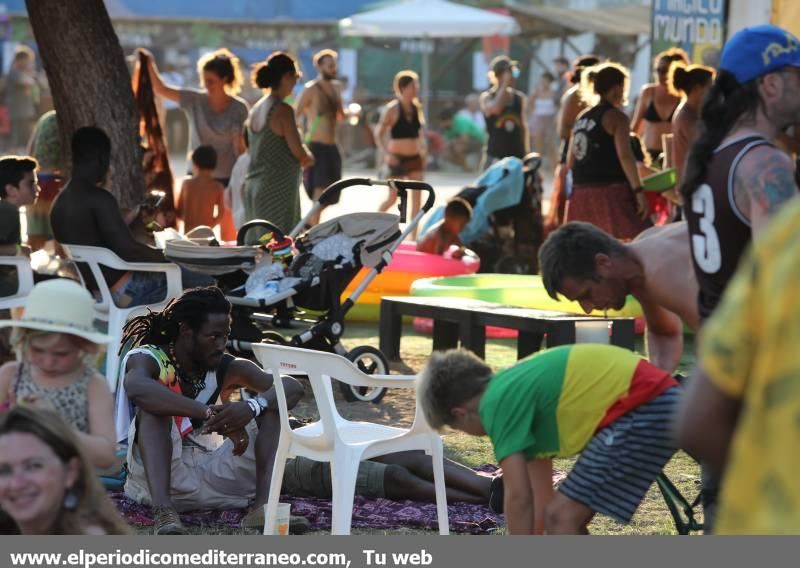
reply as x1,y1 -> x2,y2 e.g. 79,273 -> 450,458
379,296 -> 636,360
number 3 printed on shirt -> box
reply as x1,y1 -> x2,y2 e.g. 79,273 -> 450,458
691,184 -> 722,273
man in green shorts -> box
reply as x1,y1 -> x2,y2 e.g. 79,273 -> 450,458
418,344 -> 680,534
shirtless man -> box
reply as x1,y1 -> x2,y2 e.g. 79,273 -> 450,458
50,127 -> 211,308
538,221 -> 698,373
295,49 -> 344,226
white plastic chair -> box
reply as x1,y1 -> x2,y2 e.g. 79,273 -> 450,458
0,256 -> 34,311
252,343 -> 449,535
60,244 -> 182,393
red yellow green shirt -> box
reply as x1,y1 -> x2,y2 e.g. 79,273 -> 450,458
479,344 -> 676,462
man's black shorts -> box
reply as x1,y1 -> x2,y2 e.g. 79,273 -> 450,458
303,142 -> 342,203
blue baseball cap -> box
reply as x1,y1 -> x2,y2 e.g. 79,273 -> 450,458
720,25 -> 800,84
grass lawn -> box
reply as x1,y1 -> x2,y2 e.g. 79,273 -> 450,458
135,322 -> 702,535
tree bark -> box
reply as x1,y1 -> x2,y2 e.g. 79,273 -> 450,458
25,0 -> 144,209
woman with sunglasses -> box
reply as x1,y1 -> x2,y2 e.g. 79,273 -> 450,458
631,48 -> 689,163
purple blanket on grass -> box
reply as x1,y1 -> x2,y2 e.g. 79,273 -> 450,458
111,493 -> 503,534
110,465 -> 504,534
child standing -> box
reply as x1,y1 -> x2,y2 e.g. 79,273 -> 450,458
416,197 -> 471,258
177,146 -> 225,233
417,345 -> 680,534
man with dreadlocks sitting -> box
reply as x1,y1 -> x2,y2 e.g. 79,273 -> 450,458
119,287 -> 306,534
119,287 -> 505,534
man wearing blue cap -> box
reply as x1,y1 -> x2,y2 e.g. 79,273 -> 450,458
679,24 -> 800,532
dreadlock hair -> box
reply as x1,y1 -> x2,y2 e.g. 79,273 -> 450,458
680,70 -> 762,203
120,287 -> 231,353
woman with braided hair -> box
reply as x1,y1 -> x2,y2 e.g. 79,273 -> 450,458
118,286 -> 306,535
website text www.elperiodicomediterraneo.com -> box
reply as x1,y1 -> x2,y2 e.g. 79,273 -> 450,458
7,547 -> 435,568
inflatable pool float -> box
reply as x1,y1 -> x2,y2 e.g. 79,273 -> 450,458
410,274 -> 643,318
341,242 -> 480,321
412,316 -> 520,339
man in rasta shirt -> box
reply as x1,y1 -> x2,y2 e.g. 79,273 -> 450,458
418,344 -> 680,534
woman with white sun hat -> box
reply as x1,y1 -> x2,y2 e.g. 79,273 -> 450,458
0,278 -> 116,470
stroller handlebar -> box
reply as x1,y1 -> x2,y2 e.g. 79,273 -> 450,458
317,178 -> 375,206
388,179 -> 436,212
237,219 -> 286,245
317,177 -> 436,213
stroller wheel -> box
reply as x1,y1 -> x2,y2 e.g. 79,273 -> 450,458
340,346 -> 389,404
262,331 -> 289,345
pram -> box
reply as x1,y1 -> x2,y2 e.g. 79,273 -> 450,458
165,177 -> 436,403
420,153 -> 545,274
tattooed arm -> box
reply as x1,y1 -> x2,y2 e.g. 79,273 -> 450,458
733,146 -> 798,234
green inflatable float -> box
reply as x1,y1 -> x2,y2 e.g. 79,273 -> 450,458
409,274 -> 643,318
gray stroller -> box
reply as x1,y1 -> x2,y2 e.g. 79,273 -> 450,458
165,177 -> 435,402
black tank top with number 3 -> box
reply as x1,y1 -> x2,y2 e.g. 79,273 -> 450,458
685,135 -> 771,321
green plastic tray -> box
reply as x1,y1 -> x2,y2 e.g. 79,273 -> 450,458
642,168 -> 677,192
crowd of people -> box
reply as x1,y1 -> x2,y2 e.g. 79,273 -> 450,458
2,22 -> 800,537
420,23 -> 800,536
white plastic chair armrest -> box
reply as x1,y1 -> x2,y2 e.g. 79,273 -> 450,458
62,245 -> 182,304
0,256 -> 34,295
335,373 -> 417,389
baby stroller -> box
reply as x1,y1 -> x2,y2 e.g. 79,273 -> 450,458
165,177 -> 436,403
420,153 -> 545,274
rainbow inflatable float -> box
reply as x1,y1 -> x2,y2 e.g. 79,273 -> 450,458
410,273 -> 644,337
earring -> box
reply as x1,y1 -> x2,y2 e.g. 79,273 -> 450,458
63,488 -> 79,512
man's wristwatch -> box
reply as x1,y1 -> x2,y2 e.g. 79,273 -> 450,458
253,396 -> 269,413
204,406 -> 215,420
246,396 -> 270,418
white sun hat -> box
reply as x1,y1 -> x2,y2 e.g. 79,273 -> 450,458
0,278 -> 111,344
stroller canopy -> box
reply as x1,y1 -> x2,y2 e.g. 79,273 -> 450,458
298,212 -> 401,269
420,157 -> 525,245
161,227 -> 259,276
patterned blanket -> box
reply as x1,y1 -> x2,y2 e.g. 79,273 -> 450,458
111,492 -> 504,534
110,465 -> 505,534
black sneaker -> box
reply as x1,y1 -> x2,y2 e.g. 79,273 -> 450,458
488,475 -> 504,514
289,515 -> 311,535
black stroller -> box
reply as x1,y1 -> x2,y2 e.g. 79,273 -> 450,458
165,178 -> 436,403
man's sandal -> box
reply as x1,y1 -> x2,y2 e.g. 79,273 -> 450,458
153,505 -> 187,535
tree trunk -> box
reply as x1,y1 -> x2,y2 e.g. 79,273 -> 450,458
25,0 -> 144,209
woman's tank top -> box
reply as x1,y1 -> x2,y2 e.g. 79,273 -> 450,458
390,100 -> 422,139
533,96 -> 556,117
571,102 -> 627,185
484,89 -> 526,159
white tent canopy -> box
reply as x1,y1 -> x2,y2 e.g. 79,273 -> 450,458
340,0 -> 520,38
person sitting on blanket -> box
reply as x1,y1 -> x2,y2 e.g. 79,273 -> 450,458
538,221 -> 699,373
417,345 -> 680,534
416,197 -> 472,258
120,286 -> 503,535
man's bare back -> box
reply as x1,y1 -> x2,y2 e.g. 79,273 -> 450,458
628,222 -> 699,331
298,79 -> 342,144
